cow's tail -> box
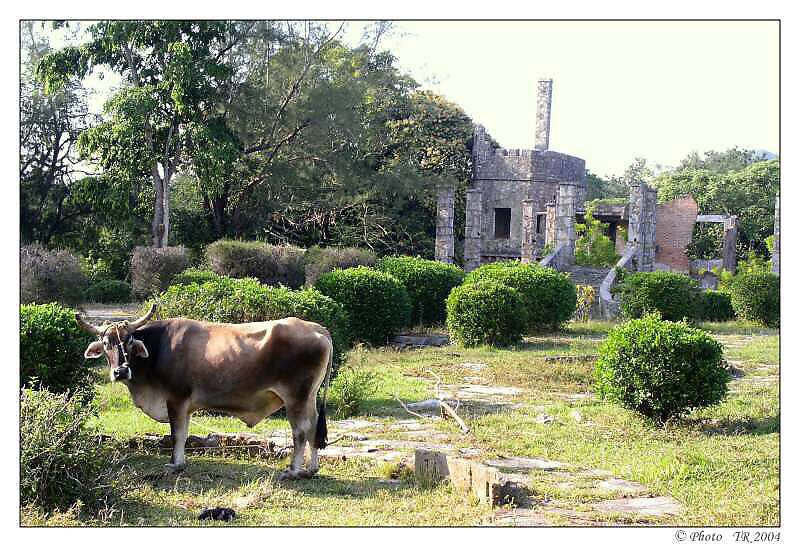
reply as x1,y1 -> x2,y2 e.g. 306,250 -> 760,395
315,334 -> 333,449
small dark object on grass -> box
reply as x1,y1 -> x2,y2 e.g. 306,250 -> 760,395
199,507 -> 236,522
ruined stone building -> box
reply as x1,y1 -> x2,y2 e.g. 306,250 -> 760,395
435,79 -> 587,271
434,79 -> 778,317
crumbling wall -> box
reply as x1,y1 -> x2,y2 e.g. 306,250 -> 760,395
434,184 -> 455,264
628,183 -> 657,271
654,195 -> 698,272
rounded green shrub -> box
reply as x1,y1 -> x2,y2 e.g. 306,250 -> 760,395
314,267 -> 411,346
171,267 -> 222,286
595,314 -> 728,422
21,388 -> 120,514
464,261 -> 576,330
151,277 -> 351,365
695,290 -> 735,322
20,303 -> 92,393
728,272 -> 779,327
83,280 -> 132,303
377,256 -> 465,326
446,281 -> 527,347
617,271 -> 699,321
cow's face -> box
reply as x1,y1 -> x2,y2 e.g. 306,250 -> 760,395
84,324 -> 150,382
76,304 -> 157,382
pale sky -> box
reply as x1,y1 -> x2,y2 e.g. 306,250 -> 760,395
50,20 -> 779,179
363,21 -> 779,177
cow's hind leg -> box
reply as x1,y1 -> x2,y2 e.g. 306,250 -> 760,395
165,399 -> 190,474
278,398 -> 317,480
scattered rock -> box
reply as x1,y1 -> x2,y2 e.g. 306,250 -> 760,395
461,362 -> 487,371
592,496 -> 682,517
570,410 -> 583,423
407,399 -> 442,412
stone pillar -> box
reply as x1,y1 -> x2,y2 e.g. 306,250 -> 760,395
722,215 -> 739,273
534,79 -> 553,151
520,199 -> 536,263
464,188 -> 483,272
544,201 -> 556,248
771,193 -> 780,275
434,184 -> 455,264
555,182 -> 577,268
627,182 -> 657,272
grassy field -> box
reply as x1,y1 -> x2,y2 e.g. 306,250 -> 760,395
24,320 -> 779,527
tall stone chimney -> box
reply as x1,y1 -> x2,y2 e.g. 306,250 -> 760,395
534,79 -> 553,151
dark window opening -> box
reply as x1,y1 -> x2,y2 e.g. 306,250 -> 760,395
494,208 -> 511,239
536,213 -> 546,235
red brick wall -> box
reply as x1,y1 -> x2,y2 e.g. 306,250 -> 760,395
655,195 -> 698,272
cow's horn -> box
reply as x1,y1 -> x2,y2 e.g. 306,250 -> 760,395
128,303 -> 158,330
75,312 -> 101,335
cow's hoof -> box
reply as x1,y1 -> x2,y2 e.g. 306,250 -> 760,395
164,463 -> 186,474
299,467 -> 319,479
277,468 -> 302,481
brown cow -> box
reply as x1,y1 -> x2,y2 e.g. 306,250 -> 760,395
76,304 -> 333,479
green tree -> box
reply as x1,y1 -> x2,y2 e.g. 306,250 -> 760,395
654,160 -> 779,258
20,22 -> 94,245
678,147 -> 773,174
37,21 -> 242,247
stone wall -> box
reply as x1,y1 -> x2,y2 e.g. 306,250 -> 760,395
464,188 -> 483,272
628,182 -> 657,272
654,195 -> 698,272
434,184 -> 455,264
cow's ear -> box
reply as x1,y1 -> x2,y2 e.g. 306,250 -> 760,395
84,341 -> 104,359
130,339 -> 149,358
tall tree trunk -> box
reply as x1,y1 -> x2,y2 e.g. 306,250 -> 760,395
151,166 -> 165,247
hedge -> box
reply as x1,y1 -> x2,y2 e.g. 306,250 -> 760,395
83,280 -> 132,303
446,281 -> 527,347
464,261 -> 576,330
376,256 -> 464,325
595,314 -> 728,422
130,246 -> 190,299
314,267 -> 411,346
205,239 -> 305,288
21,244 -> 86,305
616,271 -> 699,321
20,303 -> 92,394
304,246 -> 376,286
728,271 -> 780,327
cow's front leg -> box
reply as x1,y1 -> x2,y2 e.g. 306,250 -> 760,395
165,399 -> 190,474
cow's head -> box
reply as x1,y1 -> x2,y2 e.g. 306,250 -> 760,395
75,303 -> 157,382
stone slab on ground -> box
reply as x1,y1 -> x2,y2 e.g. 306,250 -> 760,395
592,496 -> 682,517
485,456 -> 566,472
596,478 -> 649,496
